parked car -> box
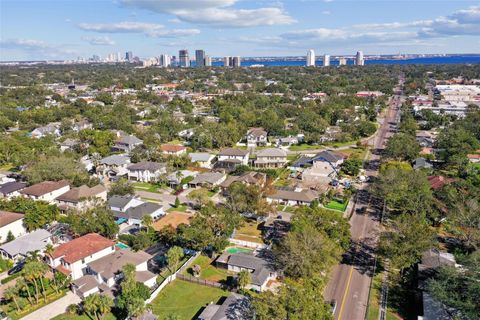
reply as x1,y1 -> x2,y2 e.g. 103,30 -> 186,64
8,261 -> 25,275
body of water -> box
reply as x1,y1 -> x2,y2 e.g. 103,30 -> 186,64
211,55 -> 480,67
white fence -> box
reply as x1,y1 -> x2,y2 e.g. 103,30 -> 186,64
229,238 -> 268,249
146,252 -> 199,304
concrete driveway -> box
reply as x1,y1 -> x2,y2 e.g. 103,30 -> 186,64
21,291 -> 81,320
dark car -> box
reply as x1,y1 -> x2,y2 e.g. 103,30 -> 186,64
8,261 -> 25,275
356,207 -> 367,214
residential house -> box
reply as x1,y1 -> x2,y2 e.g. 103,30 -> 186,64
246,128 -> 268,147
112,135 -> 143,153
178,128 -> 194,140
413,157 -> 433,170
72,249 -> 156,298
30,123 -> 61,139
254,148 -> 287,168
189,153 -> 216,169
160,144 -> 187,156
48,233 -> 116,280
217,148 -> 250,170
0,229 -> 52,261
20,180 -> 70,203
188,172 -> 226,188
427,176 -> 453,190
273,134 -> 304,147
98,154 -> 131,177
55,185 -> 107,211
216,252 -> 277,292
467,153 -> 480,163
167,170 -> 198,188
127,161 -> 167,182
301,151 -> 345,183
0,181 -> 27,199
71,120 -> 93,132
266,189 -> 318,206
220,172 -> 267,193
0,211 -> 26,242
59,138 -> 80,152
198,293 -> 251,320
108,195 -> 164,225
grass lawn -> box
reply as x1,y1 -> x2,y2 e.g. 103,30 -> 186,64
51,313 -> 117,320
273,168 -> 292,187
321,140 -> 358,148
324,199 -> 348,212
167,204 -> 188,213
288,144 -> 320,151
183,255 -> 231,282
149,279 -> 229,320
233,220 -> 264,244
0,163 -> 16,171
133,182 -> 162,193
337,147 -> 368,160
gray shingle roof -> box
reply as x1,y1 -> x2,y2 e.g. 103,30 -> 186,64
227,253 -> 273,286
87,249 -> 152,279
218,148 -> 249,157
0,181 -> 27,195
0,229 -> 51,257
198,293 -> 251,320
312,150 -> 344,163
108,195 -> 136,209
100,154 -> 131,166
127,161 -> 166,172
189,172 -> 225,185
118,135 -> 143,145
268,189 -> 318,202
189,153 -> 215,163
120,202 -> 162,220
256,148 -> 287,158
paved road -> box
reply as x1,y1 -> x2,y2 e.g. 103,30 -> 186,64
324,76 -> 404,320
20,291 -> 81,320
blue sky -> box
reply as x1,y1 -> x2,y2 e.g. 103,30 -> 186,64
1,0 -> 479,61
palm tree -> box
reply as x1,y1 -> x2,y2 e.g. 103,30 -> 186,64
23,262 -> 40,304
4,286 -> 21,312
16,278 -> 33,305
97,295 -> 114,318
84,293 -> 101,320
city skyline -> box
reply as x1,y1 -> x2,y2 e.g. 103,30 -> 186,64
1,0 -> 479,61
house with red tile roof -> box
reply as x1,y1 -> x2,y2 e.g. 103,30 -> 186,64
47,233 -> 115,280
160,144 -> 187,156
427,176 -> 454,190
467,153 -> 480,163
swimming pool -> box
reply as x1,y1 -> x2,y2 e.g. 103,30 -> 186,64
116,242 -> 129,250
226,247 -> 253,254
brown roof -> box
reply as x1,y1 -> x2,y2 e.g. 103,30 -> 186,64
20,180 -> 69,197
427,176 -> 454,190
55,185 -> 106,203
0,211 -> 24,228
220,172 -> 266,188
52,233 -> 114,264
268,189 -> 318,202
467,154 -> 480,159
160,144 -> 186,153
88,249 -> 152,279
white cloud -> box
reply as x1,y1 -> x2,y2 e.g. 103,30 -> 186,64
78,21 -> 164,33
321,10 -> 331,15
78,21 -> 199,38
0,38 -> 77,58
82,36 -> 115,46
353,20 -> 432,30
120,0 -> 295,27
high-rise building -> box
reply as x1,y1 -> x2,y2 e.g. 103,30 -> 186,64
355,51 -> 364,66
179,49 -> 189,67
195,50 -> 205,67
125,51 -> 133,62
306,49 -> 315,66
338,57 -> 347,66
223,56 -> 231,67
323,54 -> 330,67
233,56 -> 241,67
204,55 -> 212,67
160,54 -> 171,67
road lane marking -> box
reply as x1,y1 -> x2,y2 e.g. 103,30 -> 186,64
337,266 -> 354,320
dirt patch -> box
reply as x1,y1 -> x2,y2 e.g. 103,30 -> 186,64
153,211 -> 194,231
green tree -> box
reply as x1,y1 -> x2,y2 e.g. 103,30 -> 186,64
141,215 -> 153,229
6,230 -> 15,242
384,133 -> 421,161
108,178 -> 134,196
379,214 -> 436,273
341,158 -> 362,176
226,182 -> 272,216
237,270 -> 251,290
448,197 -> 480,250
65,206 -> 119,239
187,188 -> 211,208
174,196 -> 181,208
117,263 -> 148,317
4,286 -> 21,312
166,246 -> 184,272
0,197 -> 59,231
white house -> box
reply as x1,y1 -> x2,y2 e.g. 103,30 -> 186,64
72,249 -> 156,298
48,233 -> 116,280
55,185 -> 107,211
30,123 -> 61,139
218,148 -> 250,166
0,229 -> 52,261
254,148 -> 288,168
0,211 -> 26,243
19,180 -> 70,203
108,195 -> 164,226
0,182 -> 27,199
246,128 -> 268,147
160,144 -> 187,156
266,189 -> 318,206
127,161 -> 167,182
189,153 -> 216,169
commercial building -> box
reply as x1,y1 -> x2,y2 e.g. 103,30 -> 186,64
205,55 -> 212,67
338,57 -> 347,66
159,54 -> 171,67
224,56 -> 231,67
306,49 -> 315,66
233,56 -> 241,67
125,51 -> 133,62
195,49 -> 205,67
323,54 -> 330,67
355,51 -> 365,66
179,49 -> 190,67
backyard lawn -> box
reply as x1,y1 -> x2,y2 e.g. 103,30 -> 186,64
51,313 -> 117,320
233,220 -> 264,244
324,199 -> 348,212
149,280 -> 229,320
337,147 -> 368,161
167,204 -> 188,213
288,144 -> 320,151
183,255 -> 231,282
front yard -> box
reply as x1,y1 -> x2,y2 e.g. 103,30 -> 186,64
149,279 -> 229,320
324,199 -> 348,212
133,182 -> 163,193
183,255 -> 232,283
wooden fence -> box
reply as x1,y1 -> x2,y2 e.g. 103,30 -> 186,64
176,274 -> 225,289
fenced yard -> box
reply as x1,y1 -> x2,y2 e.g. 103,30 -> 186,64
182,255 -> 232,283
